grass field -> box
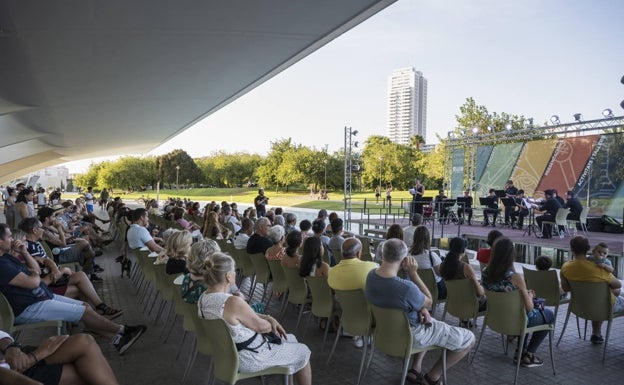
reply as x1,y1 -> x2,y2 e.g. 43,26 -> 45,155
68,187 -> 437,211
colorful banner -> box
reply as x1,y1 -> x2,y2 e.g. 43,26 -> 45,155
476,142 -> 523,196
510,139 -> 558,195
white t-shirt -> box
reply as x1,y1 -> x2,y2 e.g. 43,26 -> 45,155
412,250 -> 443,282
127,224 -> 153,249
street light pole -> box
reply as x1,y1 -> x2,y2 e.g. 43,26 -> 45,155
323,159 -> 328,192
379,156 -> 383,193
175,165 -> 180,194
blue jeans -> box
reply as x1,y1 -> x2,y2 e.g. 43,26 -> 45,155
524,308 -> 555,354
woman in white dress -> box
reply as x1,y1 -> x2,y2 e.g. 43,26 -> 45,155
198,252 -> 312,385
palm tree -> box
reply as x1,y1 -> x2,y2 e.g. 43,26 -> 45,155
410,135 -> 425,150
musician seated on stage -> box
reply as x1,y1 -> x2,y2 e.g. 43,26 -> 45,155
433,190 -> 449,223
503,180 -> 519,226
535,189 -> 562,239
482,189 -> 499,227
510,189 -> 530,229
457,190 -> 473,225
564,191 -> 583,221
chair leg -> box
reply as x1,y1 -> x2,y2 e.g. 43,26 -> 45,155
399,356 -> 411,385
326,325 -> 342,365
356,337 -> 368,385
602,320 -> 612,363
470,321 -> 487,364
441,348 -> 447,385
513,335 -> 525,385
556,309 -> 571,346
548,329 -> 556,375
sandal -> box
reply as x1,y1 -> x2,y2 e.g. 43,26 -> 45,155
423,373 -> 442,385
405,369 -> 423,384
96,303 -> 124,320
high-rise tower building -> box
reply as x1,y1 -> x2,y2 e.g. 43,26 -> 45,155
387,67 -> 427,145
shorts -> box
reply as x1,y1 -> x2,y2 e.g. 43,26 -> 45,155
23,361 -> 63,385
411,319 -> 474,352
15,295 -> 86,324
58,246 -> 84,265
86,203 -> 94,213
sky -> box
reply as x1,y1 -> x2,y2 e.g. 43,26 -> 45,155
63,0 -> 624,173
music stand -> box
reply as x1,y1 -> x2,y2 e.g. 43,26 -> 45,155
522,208 -> 539,237
500,198 -> 516,208
479,197 -> 498,207
494,189 -> 506,198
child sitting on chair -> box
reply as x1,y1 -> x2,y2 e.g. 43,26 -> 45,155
588,242 -> 613,274
535,256 -> 567,299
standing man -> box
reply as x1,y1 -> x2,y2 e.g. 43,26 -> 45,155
560,236 -> 624,344
83,187 -> 95,213
503,180 -> 519,226
365,239 -> 474,384
410,178 -> 425,217
99,188 -> 110,210
254,188 -> 269,218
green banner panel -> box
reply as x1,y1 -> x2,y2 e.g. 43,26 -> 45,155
451,148 -> 465,198
476,142 -> 523,196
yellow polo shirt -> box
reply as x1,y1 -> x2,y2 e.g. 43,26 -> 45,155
327,258 -> 378,291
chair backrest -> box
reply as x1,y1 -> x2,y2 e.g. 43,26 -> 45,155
249,253 -> 271,284
0,292 -> 16,333
568,280 -> 613,322
237,250 -> 255,278
334,290 -> 372,336
417,269 -> 439,305
306,276 -> 334,318
152,263 -> 176,301
267,260 -> 289,294
523,267 -> 561,307
369,303 -> 413,358
554,208 -> 570,225
443,278 -> 480,320
579,207 -> 590,222
483,290 -> 527,336
331,248 -> 343,264
356,236 -> 374,262
195,317 -> 240,385
283,267 -> 309,305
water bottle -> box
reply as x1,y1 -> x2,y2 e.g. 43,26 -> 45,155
52,247 -> 61,255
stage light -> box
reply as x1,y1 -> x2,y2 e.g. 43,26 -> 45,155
353,141 -> 359,148
505,123 -> 512,130
550,115 -> 560,124
525,118 -> 533,126
602,108 -> 614,118
487,125 -> 493,132
352,130 -> 358,136
573,113 -> 582,122
472,127 -> 479,134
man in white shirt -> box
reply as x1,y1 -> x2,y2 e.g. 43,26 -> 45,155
126,208 -> 163,252
403,214 -> 422,249
233,218 -> 253,249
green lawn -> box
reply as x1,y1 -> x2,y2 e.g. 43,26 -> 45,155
67,187 -> 437,211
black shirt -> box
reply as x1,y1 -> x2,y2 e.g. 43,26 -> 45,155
246,234 -> 272,255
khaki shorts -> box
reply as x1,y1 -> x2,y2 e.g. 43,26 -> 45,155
411,319 -> 474,351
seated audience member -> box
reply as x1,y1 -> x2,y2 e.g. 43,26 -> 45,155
482,188 -> 500,227
0,224 -> 146,355
282,231 -> 303,270
201,211 -> 231,240
265,225 -> 286,261
298,220 -> 313,240
299,237 -> 330,278
409,226 -> 446,300
18,220 -> 122,319
375,224 -> 404,262
0,330 -> 120,385
284,213 -> 298,235
365,239 -> 475,384
36,207 -> 101,282
312,219 -> 333,264
439,237 -> 486,318
560,236 -> 624,344
172,207 -> 201,236
155,230 -> 192,275
246,217 -> 272,255
198,253 -> 312,385
588,242 -> 613,274
221,205 -> 241,234
535,255 -> 566,298
482,237 -> 554,367
233,218 -> 254,250
476,230 -> 503,266
403,215 -> 421,249
126,208 -> 163,253
327,218 -> 345,255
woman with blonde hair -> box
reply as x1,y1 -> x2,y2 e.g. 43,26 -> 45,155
198,252 -> 312,384
154,230 -> 193,275
180,239 -> 221,303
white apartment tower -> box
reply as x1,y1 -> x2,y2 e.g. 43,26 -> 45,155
387,67 -> 427,145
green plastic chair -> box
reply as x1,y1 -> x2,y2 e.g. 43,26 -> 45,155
331,248 -> 343,264
472,290 -> 555,385
193,317 -> 290,385
417,268 -> 445,317
366,304 -> 446,385
237,250 -> 256,291
248,253 -> 273,304
282,267 -> 311,332
355,236 -> 374,262
441,278 -> 485,328
304,276 -> 337,351
556,280 -> 624,362
327,290 -> 373,385
267,260 -> 289,316
0,292 -> 63,339
523,267 -> 571,325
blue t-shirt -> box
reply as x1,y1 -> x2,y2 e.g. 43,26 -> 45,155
0,254 -> 54,316
365,269 -> 425,327
26,240 -> 47,258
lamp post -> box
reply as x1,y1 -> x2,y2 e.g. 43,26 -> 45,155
378,155 -> 383,194
323,159 -> 328,192
175,165 -> 180,194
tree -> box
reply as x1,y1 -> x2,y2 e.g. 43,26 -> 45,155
256,138 -> 298,191
156,149 -> 202,189
360,136 -> 422,190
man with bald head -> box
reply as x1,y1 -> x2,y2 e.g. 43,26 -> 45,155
328,238 -> 378,292
246,217 -> 272,255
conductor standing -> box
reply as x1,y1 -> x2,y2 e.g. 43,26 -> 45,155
254,188 -> 269,218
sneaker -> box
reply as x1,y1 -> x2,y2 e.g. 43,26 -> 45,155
94,249 -> 104,257
590,335 -> 604,344
94,264 -> 105,273
115,325 -> 147,355
352,336 -> 364,348
521,353 -> 543,368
